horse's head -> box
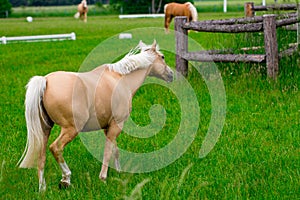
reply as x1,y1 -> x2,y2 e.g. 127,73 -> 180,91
82,0 -> 87,8
139,40 -> 174,82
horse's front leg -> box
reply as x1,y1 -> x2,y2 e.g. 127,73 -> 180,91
99,120 -> 122,181
83,12 -> 87,23
113,145 -> 121,172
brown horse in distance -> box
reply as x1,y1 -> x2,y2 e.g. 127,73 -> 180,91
164,2 -> 198,33
74,0 -> 88,22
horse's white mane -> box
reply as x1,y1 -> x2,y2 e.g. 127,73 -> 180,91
108,41 -> 160,75
186,2 -> 198,21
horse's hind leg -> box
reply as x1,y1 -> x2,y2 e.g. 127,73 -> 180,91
164,15 -> 172,34
38,128 -> 51,192
164,16 -> 169,33
49,126 -> 78,189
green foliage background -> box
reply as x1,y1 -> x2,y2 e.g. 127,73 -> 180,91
110,0 -> 194,14
0,0 -> 12,17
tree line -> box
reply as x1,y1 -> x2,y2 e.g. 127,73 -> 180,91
112,0 -> 194,14
9,0 -> 98,7
8,0 -> 193,7
1,0 -> 194,17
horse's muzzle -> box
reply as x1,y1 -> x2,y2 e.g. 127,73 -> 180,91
166,70 -> 174,82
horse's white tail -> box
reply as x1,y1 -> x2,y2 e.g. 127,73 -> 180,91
186,2 -> 198,21
164,3 -> 168,14
74,12 -> 80,19
18,76 -> 47,168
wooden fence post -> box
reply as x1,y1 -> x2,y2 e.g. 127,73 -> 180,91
263,14 -> 279,79
244,2 -> 255,17
297,3 -> 300,50
175,17 -> 188,77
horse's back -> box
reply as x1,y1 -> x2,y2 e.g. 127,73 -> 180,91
44,71 -> 80,106
165,2 -> 191,17
42,66 -> 132,131
43,71 -> 89,129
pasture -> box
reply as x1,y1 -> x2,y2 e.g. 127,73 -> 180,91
0,11 -> 299,200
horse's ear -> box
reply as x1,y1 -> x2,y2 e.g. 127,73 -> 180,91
151,40 -> 157,51
139,40 -> 147,48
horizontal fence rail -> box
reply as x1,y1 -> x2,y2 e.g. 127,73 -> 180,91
245,3 -> 297,17
183,16 -> 298,33
183,22 -> 263,33
253,4 -> 297,12
0,32 -> 76,44
183,52 -> 266,63
199,13 -> 296,25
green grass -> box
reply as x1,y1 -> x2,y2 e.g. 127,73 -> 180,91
0,11 -> 299,200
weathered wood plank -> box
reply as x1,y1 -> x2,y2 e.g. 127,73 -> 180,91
279,46 -> 298,59
297,2 -> 300,48
200,13 -> 296,25
199,16 -> 264,25
175,17 -> 188,77
263,14 -> 279,79
276,17 -> 299,27
183,22 -> 263,33
254,4 -> 297,11
184,52 -> 265,63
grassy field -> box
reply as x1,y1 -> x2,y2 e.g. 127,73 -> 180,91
0,10 -> 299,200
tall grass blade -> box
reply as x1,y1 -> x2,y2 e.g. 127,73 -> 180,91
124,178 -> 151,200
177,163 -> 193,193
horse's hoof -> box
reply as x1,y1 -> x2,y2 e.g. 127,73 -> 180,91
100,176 -> 106,181
99,175 -> 107,184
59,181 -> 70,189
101,178 -> 107,184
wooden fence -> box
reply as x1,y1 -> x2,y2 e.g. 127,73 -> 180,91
245,2 -> 297,17
175,4 -> 300,79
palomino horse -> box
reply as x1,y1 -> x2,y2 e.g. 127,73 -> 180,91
18,40 -> 173,192
74,0 -> 88,22
164,2 -> 198,33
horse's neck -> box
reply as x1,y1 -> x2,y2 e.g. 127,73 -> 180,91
122,68 -> 150,96
91,66 -> 149,95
